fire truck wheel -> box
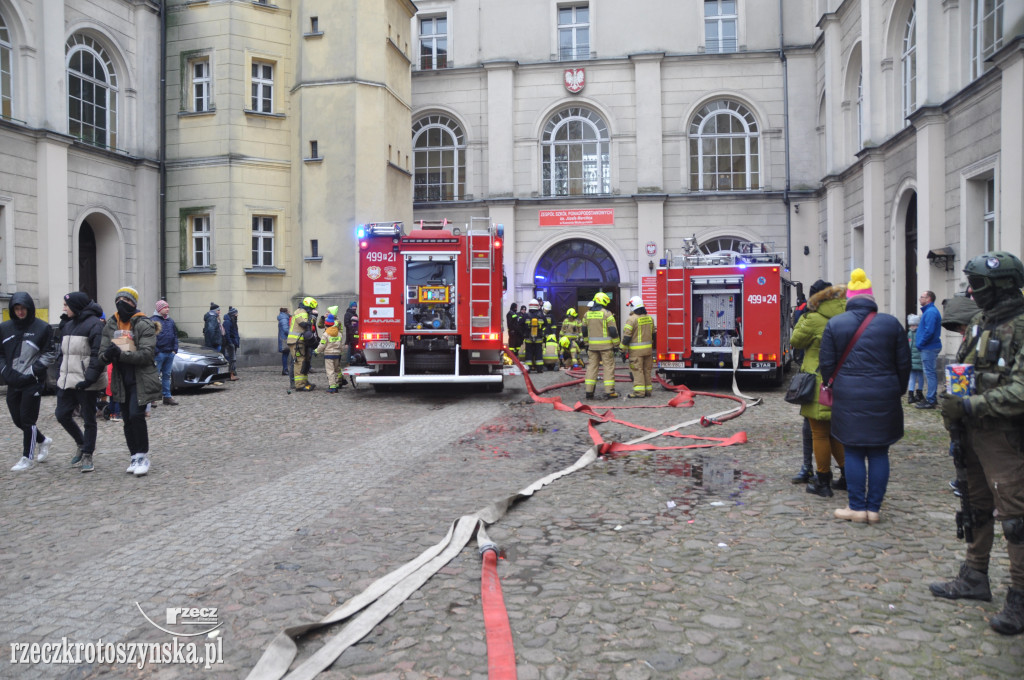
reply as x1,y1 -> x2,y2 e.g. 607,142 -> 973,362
485,381 -> 505,394
372,384 -> 393,393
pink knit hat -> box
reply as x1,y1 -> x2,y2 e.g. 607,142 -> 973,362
155,300 -> 170,314
846,268 -> 874,298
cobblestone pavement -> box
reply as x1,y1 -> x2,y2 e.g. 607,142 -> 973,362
1,363 -> 1022,679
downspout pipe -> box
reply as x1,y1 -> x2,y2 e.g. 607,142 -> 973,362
159,0 -> 167,299
779,0 -> 792,272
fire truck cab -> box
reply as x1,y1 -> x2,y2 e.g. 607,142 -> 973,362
353,218 -> 505,391
655,240 -> 793,385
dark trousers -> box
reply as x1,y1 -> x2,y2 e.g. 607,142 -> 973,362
6,386 -> 45,458
224,343 -> 237,373
56,388 -> 99,454
120,383 -> 149,455
524,341 -> 543,368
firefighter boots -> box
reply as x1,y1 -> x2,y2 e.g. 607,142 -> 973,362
929,562 -> 992,601
604,391 -> 620,400
990,588 -> 1024,635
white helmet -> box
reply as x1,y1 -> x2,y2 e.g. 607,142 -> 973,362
542,301 -> 552,312
627,296 -> 644,309
528,298 -> 540,311
587,301 -> 594,308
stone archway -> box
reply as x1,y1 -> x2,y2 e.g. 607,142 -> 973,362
532,239 -> 620,322
75,211 -> 122,306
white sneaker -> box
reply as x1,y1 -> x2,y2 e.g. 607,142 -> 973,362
36,437 -> 53,462
133,454 -> 150,476
11,456 -> 35,471
126,454 -> 139,474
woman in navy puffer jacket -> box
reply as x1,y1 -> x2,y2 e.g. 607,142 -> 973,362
820,269 -> 911,524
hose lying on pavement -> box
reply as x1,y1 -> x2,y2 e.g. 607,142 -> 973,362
247,348 -> 760,680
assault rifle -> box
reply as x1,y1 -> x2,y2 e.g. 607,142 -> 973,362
949,421 -> 974,543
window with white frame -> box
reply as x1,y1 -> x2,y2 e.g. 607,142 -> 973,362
856,70 -> 864,149
704,0 -> 738,54
971,0 -> 1004,79
541,106 -> 610,196
984,177 -> 996,251
251,60 -> 274,113
412,115 -> 466,201
688,99 -> 760,191
558,4 -> 590,61
418,15 -> 448,70
1,12 -> 12,120
902,6 -> 917,121
66,34 -> 118,149
191,57 -> 211,112
191,214 -> 212,268
252,215 -> 275,267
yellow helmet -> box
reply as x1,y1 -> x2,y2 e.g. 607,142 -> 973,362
302,296 -> 319,310
559,336 -> 570,348
593,291 -> 611,307
546,334 -> 557,343
566,308 -> 578,318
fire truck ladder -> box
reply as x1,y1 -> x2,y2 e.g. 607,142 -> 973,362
467,216 -> 495,336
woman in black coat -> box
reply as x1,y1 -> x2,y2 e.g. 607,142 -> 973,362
819,269 -> 911,524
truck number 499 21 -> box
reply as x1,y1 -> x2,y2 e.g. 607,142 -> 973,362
747,294 -> 777,305
366,251 -> 396,262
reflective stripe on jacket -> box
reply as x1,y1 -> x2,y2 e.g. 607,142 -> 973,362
287,308 -> 310,344
623,313 -> 655,355
585,309 -> 617,351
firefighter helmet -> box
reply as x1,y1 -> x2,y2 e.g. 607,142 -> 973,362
546,334 -> 557,343
302,296 -> 319,310
627,296 -> 644,310
587,301 -> 594,308
565,308 -> 578,318
559,336 -> 570,349
592,291 -> 611,307
528,299 -> 540,311
542,301 -> 552,313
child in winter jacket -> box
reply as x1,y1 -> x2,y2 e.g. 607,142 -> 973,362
314,314 -> 347,392
906,314 -> 924,403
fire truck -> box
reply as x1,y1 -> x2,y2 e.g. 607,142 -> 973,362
654,239 -> 794,385
351,218 -> 506,391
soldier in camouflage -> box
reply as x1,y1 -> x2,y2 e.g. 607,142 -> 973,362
931,251 -> 1024,636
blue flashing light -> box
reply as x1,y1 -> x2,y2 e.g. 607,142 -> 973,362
738,264 -> 747,270
496,223 -> 505,239
356,225 -> 366,238
534,274 -> 546,280
659,258 -> 667,267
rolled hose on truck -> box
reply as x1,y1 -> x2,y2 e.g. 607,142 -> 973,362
247,347 -> 760,680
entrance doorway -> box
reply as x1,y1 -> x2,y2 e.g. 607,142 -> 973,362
532,239 -> 620,322
904,194 -> 917,322
79,221 -> 98,301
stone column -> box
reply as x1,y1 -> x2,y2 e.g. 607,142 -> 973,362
483,61 -> 517,198
630,53 -> 664,192
822,176 -> 845,284
861,150 -> 887,310
994,41 -> 1024,254
913,108 -> 947,297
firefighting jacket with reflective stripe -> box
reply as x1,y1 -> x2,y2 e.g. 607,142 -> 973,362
622,312 -> 655,356
584,308 -> 618,351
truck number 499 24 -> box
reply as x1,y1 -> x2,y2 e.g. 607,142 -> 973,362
747,294 -> 777,305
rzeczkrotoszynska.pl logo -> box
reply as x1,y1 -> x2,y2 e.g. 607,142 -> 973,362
135,604 -> 223,637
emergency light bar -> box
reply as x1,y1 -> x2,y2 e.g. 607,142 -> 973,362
361,222 -> 404,237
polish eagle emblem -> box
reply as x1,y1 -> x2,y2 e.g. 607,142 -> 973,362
564,68 -> 585,93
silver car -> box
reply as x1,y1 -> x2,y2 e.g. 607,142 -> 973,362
171,344 -> 231,391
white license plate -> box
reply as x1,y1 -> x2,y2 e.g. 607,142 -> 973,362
365,341 -> 395,350
659,361 -> 685,369
751,361 -> 775,368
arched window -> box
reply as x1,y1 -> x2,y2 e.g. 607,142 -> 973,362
0,12 -> 11,119
66,34 -> 118,149
856,70 -> 864,149
412,114 -> 466,201
901,5 -> 917,121
541,107 -> 610,196
688,99 -> 759,191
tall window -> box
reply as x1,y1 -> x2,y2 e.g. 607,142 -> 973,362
901,6 -> 917,121
984,177 -> 996,251
704,1 -> 738,53
541,107 -> 610,196
192,215 -> 211,268
252,215 -> 275,267
971,0 -> 1004,79
418,15 -> 448,70
856,71 -> 864,149
412,115 -> 466,202
688,100 -> 759,191
251,61 -> 274,113
0,13 -> 11,119
558,4 -> 589,61
66,35 -> 118,149
191,58 -> 211,112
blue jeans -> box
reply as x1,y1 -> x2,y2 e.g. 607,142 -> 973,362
155,351 -> 175,398
908,370 -> 924,391
919,348 -> 939,403
844,445 -> 890,512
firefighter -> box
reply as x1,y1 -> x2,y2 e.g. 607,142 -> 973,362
622,295 -> 656,398
541,301 -> 556,331
287,296 -> 319,390
559,335 -> 582,369
520,299 -> 550,373
542,334 -> 560,371
582,292 -> 619,399
560,307 -> 581,344
506,303 -> 523,354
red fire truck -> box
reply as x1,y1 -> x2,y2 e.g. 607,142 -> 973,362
352,218 -> 506,391
654,240 -> 794,385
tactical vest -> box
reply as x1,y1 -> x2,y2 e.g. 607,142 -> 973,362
957,310 -> 1024,398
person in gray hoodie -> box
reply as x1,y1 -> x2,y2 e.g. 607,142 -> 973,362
54,291 -> 107,472
1,292 -> 57,471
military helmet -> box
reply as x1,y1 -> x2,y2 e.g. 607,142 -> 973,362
565,308 -> 578,318
559,336 -> 570,348
963,251 -> 1024,288
592,291 -> 611,307
302,296 -> 319,310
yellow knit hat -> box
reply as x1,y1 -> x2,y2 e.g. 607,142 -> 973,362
115,286 -> 140,304
846,269 -> 873,298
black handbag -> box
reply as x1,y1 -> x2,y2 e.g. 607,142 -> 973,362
784,372 -> 817,405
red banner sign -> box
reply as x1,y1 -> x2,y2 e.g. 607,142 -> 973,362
641,276 -> 659,320
539,209 -> 615,227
